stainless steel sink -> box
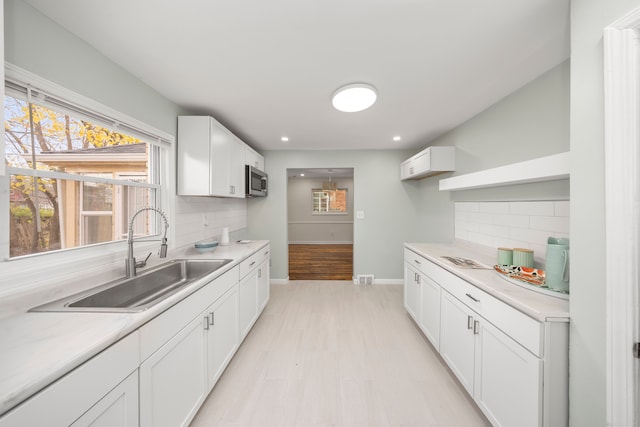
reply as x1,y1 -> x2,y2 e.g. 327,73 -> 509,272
30,259 -> 232,313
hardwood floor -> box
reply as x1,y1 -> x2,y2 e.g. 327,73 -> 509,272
288,244 -> 353,280
190,281 -> 490,427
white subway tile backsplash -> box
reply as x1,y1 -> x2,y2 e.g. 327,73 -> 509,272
455,201 -> 569,267
455,202 -> 479,213
478,223 -> 510,238
509,201 -> 555,216
174,197 -> 247,248
478,202 -> 510,214
530,216 -> 570,233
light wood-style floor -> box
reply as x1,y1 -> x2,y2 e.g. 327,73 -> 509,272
190,281 -> 490,427
288,244 -> 353,280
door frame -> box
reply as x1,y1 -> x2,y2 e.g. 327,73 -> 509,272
604,7 -> 640,426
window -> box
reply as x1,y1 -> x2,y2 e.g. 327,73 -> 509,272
312,188 -> 348,214
4,70 -> 170,259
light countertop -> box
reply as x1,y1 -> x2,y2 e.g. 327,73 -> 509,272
405,241 -> 570,322
0,240 -> 269,417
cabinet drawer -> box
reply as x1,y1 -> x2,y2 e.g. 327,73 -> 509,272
240,245 -> 270,279
139,266 -> 239,361
428,263 -> 543,356
404,248 -> 429,276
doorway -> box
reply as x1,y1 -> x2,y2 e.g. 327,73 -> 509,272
286,168 -> 354,280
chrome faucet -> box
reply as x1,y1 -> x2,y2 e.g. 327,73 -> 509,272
125,206 -> 169,277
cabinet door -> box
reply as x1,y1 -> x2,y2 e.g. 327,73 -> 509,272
419,274 -> 441,350
140,314 -> 207,427
403,262 -> 421,322
411,150 -> 430,175
257,259 -> 270,311
177,116 -> 211,196
229,136 -> 246,197
71,371 -> 138,427
206,286 -> 240,389
209,121 -> 232,197
439,291 -> 475,395
474,320 -> 542,427
239,268 -> 259,338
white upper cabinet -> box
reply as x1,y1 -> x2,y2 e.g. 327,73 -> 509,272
177,116 -> 249,198
245,145 -> 265,171
400,146 -> 455,180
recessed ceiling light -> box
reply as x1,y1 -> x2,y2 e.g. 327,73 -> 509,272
300,173 -> 305,177
281,136 -> 289,142
393,136 -> 401,141
332,83 -> 377,112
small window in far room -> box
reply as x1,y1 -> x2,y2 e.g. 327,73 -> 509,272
312,188 -> 348,214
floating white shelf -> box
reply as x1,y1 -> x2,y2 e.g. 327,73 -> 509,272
438,151 -> 570,191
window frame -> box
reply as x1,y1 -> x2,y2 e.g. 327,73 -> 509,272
1,64 -> 175,262
311,188 -> 349,215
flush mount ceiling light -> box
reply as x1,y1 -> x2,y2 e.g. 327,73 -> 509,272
331,83 -> 377,112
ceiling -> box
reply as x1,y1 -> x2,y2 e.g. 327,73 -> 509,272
23,0 -> 570,152
287,168 -> 353,179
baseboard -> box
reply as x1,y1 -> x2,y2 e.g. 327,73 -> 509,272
270,278 -> 402,285
352,278 -> 403,285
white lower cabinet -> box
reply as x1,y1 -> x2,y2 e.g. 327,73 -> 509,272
239,267 -> 259,338
239,245 -> 270,339
440,291 -> 542,426
206,286 -> 240,389
139,312 -> 208,427
0,332 -> 139,427
474,317 -> 542,427
71,371 -> 138,427
419,274 -> 441,350
404,251 -> 440,350
404,247 -> 567,427
403,262 -> 421,321
257,257 -> 270,311
440,291 -> 476,394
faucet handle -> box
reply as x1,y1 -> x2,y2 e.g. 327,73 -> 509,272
136,252 -> 152,269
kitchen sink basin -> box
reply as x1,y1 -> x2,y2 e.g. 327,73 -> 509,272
30,258 -> 232,313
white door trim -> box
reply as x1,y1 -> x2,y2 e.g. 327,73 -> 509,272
604,8 -> 640,427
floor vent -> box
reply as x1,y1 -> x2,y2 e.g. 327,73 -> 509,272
357,274 -> 374,285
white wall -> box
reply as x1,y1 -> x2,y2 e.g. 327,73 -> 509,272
287,176 -> 354,244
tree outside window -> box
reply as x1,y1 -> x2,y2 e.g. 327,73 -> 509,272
5,93 -> 155,257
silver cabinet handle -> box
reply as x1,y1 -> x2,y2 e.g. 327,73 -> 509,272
465,293 -> 480,303
250,261 -> 256,267
258,268 -> 262,278
413,259 -> 421,265
474,320 -> 480,335
467,315 -> 473,330
203,316 -> 210,330
209,312 -> 214,326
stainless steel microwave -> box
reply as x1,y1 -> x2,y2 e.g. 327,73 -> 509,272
245,165 -> 268,197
